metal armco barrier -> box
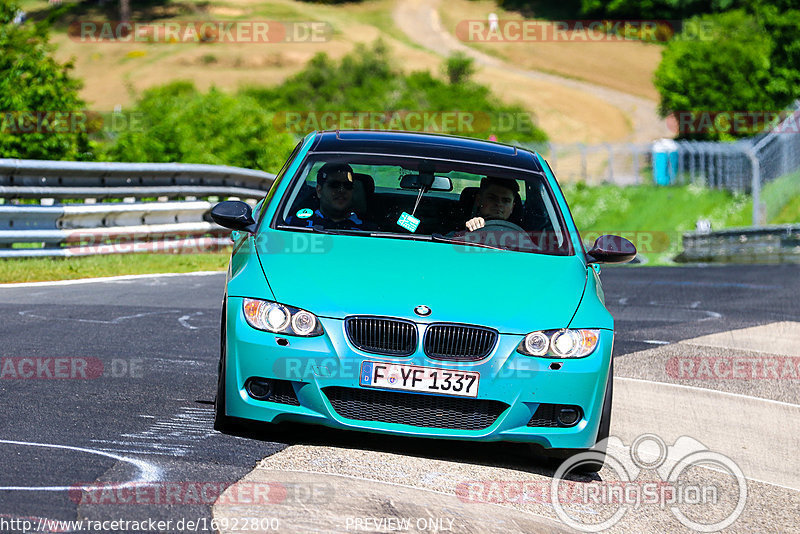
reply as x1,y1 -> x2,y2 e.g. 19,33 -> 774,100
0,158 -> 276,257
677,225 -> 800,263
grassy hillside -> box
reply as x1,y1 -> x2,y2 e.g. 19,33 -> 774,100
13,0 -> 663,143
437,0 -> 663,100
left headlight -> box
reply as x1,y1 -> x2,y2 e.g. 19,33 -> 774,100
242,298 -> 323,337
517,329 -> 600,358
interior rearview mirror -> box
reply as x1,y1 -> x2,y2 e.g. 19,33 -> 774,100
399,174 -> 453,191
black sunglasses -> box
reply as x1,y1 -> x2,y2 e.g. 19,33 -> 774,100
324,180 -> 354,191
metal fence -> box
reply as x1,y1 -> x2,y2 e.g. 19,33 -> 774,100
0,159 -> 275,257
519,100 -> 800,225
678,225 -> 800,263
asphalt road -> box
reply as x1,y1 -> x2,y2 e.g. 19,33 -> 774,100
0,264 -> 798,533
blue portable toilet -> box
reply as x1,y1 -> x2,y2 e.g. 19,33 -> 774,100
652,138 -> 679,185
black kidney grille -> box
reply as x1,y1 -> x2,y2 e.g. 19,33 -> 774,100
423,324 -> 498,361
323,387 -> 508,431
345,316 -> 417,356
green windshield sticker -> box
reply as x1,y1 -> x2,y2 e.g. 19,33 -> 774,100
397,211 -> 420,233
296,208 -> 313,219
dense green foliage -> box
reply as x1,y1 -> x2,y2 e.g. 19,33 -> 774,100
105,82 -> 296,171
240,41 -> 547,143
0,0 -> 91,160
654,10 -> 773,139
105,41 -> 545,167
655,3 -> 800,140
580,0 -> 741,19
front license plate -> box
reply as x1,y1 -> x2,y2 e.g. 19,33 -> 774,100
359,361 -> 479,398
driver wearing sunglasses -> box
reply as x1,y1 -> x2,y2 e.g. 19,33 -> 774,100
287,163 -> 375,230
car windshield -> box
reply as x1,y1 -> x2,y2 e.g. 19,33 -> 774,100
274,154 -> 571,255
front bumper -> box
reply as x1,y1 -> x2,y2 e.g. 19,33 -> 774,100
224,297 -> 613,449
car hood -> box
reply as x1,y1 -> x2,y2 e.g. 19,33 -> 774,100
256,232 -> 588,334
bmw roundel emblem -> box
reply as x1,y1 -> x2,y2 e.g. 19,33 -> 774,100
414,305 -> 432,317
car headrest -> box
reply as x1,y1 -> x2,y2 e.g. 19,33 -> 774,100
353,173 -> 375,196
351,173 -> 374,217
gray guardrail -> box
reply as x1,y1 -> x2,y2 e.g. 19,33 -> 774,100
676,225 -> 800,263
0,158 -> 275,258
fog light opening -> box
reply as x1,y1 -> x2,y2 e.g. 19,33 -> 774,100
246,378 -> 273,400
549,362 -> 562,370
276,337 -> 290,347
558,406 -> 580,426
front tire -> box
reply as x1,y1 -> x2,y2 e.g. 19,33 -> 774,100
536,361 -> 614,473
214,307 -> 239,433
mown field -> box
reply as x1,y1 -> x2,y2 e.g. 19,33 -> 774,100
437,0 -> 663,100
18,0 -> 666,143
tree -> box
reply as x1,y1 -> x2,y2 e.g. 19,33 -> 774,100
242,41 -> 548,143
105,82 -> 297,171
0,0 -> 92,160
749,2 -> 800,107
654,10 -> 775,139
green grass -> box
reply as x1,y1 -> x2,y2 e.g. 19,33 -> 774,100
561,183 -> 754,265
772,195 -> 800,223
0,252 -> 229,283
760,170 -> 800,223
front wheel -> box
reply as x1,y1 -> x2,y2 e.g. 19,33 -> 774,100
214,309 -> 240,433
535,361 -> 613,473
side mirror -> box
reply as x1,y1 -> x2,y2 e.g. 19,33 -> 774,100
586,234 -> 637,264
210,200 -> 257,233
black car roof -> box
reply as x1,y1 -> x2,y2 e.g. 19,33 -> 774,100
309,130 -> 543,172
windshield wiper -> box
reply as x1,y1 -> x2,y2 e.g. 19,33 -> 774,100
430,233 -> 506,251
307,225 -> 373,236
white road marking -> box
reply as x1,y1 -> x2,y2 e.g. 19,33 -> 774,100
613,377 -> 800,490
0,439 -> 161,491
617,376 -> 800,408
178,311 -> 203,330
103,406 -> 216,457
699,310 -> 723,321
0,271 -> 223,288
642,340 -> 670,345
18,309 -> 180,325
151,358 -> 205,366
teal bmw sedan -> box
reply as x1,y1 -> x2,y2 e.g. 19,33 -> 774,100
210,130 -> 636,471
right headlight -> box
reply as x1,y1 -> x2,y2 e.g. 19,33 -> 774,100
517,329 -> 600,358
242,298 -> 323,337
